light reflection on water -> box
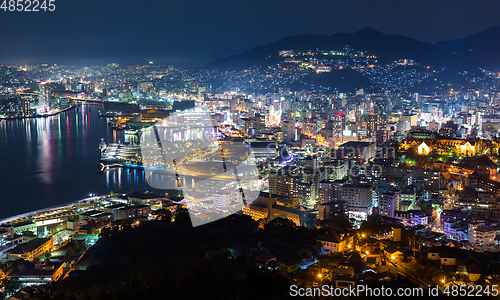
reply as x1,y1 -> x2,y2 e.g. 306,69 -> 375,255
0,104 -> 183,219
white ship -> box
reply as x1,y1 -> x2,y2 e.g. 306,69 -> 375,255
99,138 -> 107,155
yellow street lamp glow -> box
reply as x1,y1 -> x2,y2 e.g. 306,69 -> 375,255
391,256 -> 395,260
441,279 -> 445,283
318,274 -> 322,278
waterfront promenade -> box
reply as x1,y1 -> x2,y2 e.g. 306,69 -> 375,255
0,195 -> 104,226
0,104 -> 77,120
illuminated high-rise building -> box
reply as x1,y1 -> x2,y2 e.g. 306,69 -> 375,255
213,190 -> 242,213
38,83 -> 50,111
341,184 -> 374,220
332,112 -> 346,144
21,100 -> 30,116
367,113 -> 387,143
378,191 -> 400,218
469,221 -> 496,253
282,120 -> 295,143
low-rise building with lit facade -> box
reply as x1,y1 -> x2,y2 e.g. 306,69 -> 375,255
8,237 -> 53,262
317,232 -> 354,254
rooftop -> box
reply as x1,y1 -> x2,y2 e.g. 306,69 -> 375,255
10,238 -> 51,254
10,262 -> 64,278
317,232 -> 348,243
339,141 -> 374,148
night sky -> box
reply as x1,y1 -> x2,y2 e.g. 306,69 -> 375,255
1,0 -> 500,64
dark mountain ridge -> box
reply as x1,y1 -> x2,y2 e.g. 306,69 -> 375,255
435,26 -> 500,72
207,27 -> 477,72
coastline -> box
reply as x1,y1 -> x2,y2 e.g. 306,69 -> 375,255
0,195 -> 104,226
0,104 -> 77,120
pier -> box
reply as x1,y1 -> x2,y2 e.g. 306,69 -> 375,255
0,195 -> 105,226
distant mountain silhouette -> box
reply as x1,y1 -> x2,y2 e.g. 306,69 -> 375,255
206,27 -> 475,72
435,26 -> 500,72
173,55 -> 224,69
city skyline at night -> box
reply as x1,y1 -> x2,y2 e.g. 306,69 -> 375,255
3,1 -> 500,299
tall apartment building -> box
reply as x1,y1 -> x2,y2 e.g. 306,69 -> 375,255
367,113 -> 387,143
213,190 -> 243,212
269,166 -> 320,207
469,222 -> 496,252
38,83 -> 51,110
268,171 -> 297,198
318,180 -> 335,204
341,184 -> 374,220
318,201 -> 347,220
323,159 -> 348,181
423,170 -> 441,195
455,191 -> 500,219
282,120 -> 295,143
378,191 -> 401,218
401,189 -> 416,208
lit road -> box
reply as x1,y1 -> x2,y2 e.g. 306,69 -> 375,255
176,165 -> 241,180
